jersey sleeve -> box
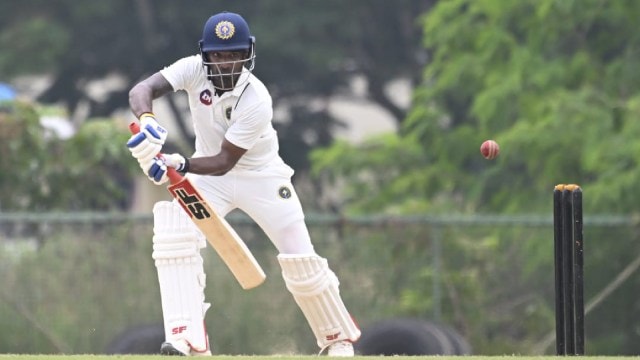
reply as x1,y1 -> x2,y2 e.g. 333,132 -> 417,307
159,55 -> 202,92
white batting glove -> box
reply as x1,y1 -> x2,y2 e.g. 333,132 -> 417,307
126,113 -> 168,162
144,153 -> 187,185
163,153 -> 188,172
140,113 -> 168,144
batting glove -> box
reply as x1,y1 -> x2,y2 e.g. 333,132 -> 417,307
126,113 -> 168,162
145,153 -> 188,185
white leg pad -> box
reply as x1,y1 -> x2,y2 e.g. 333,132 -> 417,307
278,254 -> 361,348
153,201 -> 210,354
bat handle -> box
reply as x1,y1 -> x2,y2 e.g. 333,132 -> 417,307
129,122 -> 183,185
167,168 -> 183,184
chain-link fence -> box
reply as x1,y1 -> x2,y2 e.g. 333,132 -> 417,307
1,212 -> 639,355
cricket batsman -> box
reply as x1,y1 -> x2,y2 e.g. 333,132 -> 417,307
126,11 -> 361,356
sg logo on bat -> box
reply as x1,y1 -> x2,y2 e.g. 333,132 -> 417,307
172,184 -> 212,220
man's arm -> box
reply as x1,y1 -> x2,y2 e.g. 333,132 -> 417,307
158,138 -> 247,178
131,72 -> 246,177
129,72 -> 174,118
126,72 -> 173,170
186,140 -> 247,176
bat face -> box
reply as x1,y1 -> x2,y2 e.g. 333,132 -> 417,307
129,121 -> 265,289
170,180 -> 212,220
167,172 -> 265,290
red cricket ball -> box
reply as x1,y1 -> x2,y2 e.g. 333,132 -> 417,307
480,140 -> 500,160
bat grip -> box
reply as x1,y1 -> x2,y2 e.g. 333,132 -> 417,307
129,122 -> 183,185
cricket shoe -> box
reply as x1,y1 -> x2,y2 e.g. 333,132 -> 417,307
160,340 -> 212,356
327,340 -> 354,357
160,341 -> 188,356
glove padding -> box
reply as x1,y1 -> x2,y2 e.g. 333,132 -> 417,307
144,153 -> 187,185
126,114 -> 168,162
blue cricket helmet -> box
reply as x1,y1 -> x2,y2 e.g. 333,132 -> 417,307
199,11 -> 256,90
199,11 -> 255,52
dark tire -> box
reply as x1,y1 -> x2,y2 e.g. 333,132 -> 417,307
438,322 -> 473,355
105,324 -> 165,354
354,318 -> 471,356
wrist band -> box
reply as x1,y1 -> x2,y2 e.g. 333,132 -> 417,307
181,157 -> 190,174
139,112 -> 155,119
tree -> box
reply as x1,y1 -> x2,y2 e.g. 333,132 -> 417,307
0,101 -> 137,211
0,1 -> 430,181
311,0 -> 640,354
314,0 -> 640,216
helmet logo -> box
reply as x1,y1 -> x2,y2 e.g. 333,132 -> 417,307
215,21 -> 235,40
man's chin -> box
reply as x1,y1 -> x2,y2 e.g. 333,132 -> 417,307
211,75 -> 237,90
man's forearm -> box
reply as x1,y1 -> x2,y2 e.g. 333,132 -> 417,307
129,82 -> 155,118
129,72 -> 174,119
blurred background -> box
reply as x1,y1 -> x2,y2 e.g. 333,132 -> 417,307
2,0 -> 640,355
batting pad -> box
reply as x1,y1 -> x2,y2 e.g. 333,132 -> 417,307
153,201 -> 210,354
278,254 -> 361,348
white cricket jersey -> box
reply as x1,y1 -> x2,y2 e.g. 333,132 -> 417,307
160,55 -> 280,170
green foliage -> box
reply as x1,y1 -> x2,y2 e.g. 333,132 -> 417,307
0,101 -> 137,211
0,224 -> 161,353
0,1 -> 427,180
0,101 -> 53,210
309,0 -> 640,354
313,0 -> 640,216
0,18 -> 69,76
311,136 -> 426,214
51,119 -> 137,210
411,0 -> 640,215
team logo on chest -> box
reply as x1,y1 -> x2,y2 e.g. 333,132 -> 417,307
225,107 -> 232,120
200,89 -> 212,105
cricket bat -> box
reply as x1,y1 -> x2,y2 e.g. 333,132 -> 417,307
130,122 -> 266,289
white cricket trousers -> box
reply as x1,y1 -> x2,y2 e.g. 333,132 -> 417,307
188,161 -> 315,254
